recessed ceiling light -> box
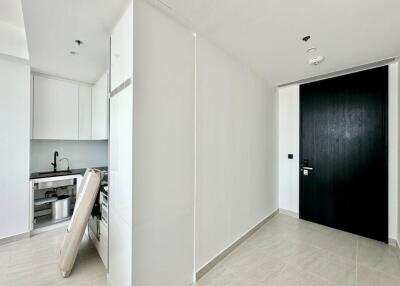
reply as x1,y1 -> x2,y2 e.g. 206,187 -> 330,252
70,51 -> 79,55
75,39 -> 84,46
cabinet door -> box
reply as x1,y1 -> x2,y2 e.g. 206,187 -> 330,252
33,75 -> 79,140
92,73 -> 108,140
110,22 -> 122,92
109,86 -> 132,286
78,85 -> 92,140
110,4 -> 133,92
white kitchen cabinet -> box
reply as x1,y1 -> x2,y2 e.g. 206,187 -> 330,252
32,74 -> 109,141
109,85 -> 132,286
110,4 -> 133,91
33,75 -> 79,140
78,85 -> 92,140
109,3 -> 133,285
92,72 -> 108,140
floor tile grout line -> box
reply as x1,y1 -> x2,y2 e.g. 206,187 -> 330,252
299,265 -> 338,285
355,236 -> 359,285
355,237 -> 400,280
357,261 -> 400,281
279,231 -> 357,265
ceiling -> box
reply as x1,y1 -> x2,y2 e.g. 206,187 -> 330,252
22,0 -> 130,83
150,0 -> 400,86
0,0 -> 25,28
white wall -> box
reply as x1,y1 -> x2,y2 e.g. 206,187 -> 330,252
0,21 -> 28,60
132,1 -> 195,285
278,85 -> 299,214
398,62 -> 400,245
278,63 -> 399,241
0,57 -> 30,239
195,36 -> 278,270
132,2 -> 279,282
30,140 -> 108,172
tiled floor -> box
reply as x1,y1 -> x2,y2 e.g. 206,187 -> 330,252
1,214 -> 400,286
0,227 -> 107,286
196,214 -> 400,286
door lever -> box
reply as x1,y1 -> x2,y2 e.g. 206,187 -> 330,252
301,165 -> 313,176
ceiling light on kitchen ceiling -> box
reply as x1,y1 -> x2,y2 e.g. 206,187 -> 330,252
70,51 -> 79,56
309,55 -> 325,66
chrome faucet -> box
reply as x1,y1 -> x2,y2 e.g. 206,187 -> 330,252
51,151 -> 59,172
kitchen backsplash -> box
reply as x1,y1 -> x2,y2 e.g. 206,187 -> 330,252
30,140 -> 108,172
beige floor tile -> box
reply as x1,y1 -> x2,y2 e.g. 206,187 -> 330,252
0,228 -> 107,286
270,264 -> 334,286
195,264 -> 238,286
3,213 -> 400,286
306,227 -> 358,261
197,214 -> 391,286
357,265 -> 400,286
301,250 -> 356,285
357,236 -> 400,278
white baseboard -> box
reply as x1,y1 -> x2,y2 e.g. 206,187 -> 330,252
279,208 -> 299,218
106,273 -> 112,286
388,238 -> 399,248
0,232 -> 30,246
195,209 -> 279,281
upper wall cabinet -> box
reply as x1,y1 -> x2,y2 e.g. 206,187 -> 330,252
33,75 -> 79,140
92,72 -> 109,140
78,85 -> 92,140
110,5 -> 133,91
32,74 -> 108,140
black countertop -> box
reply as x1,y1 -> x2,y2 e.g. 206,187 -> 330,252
30,166 -> 108,180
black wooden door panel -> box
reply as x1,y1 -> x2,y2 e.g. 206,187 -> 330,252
300,66 -> 388,243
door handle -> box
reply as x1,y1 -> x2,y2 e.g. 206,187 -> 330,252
301,166 -> 313,176
301,159 -> 313,175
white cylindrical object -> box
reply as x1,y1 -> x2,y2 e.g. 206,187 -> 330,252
52,195 -> 71,220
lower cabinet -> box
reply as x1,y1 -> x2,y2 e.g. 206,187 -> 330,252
88,218 -> 108,268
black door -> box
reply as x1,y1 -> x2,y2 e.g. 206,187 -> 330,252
300,66 -> 388,243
